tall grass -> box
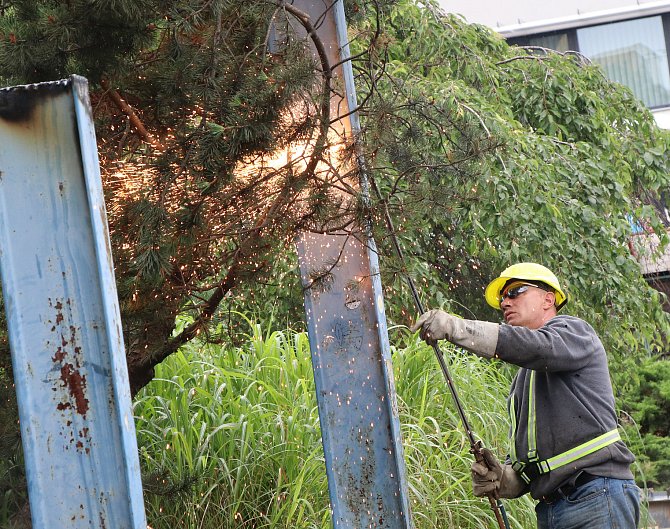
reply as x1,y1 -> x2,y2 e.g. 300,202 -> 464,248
134,321 -> 536,528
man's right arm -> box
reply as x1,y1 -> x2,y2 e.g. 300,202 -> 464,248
495,316 -> 600,372
410,309 -> 499,358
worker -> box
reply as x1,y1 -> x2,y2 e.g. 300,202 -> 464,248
411,262 -> 640,529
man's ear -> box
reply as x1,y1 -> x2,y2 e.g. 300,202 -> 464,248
543,291 -> 556,310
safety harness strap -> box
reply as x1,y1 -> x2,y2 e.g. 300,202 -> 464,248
509,369 -> 621,484
527,371 -> 537,461
512,428 -> 621,484
508,391 -> 518,463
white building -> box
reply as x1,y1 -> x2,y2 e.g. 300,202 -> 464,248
439,0 -> 670,128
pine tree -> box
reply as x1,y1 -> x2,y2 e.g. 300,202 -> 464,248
1,0 -> 349,394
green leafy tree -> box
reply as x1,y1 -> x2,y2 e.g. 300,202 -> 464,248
351,1 -> 670,355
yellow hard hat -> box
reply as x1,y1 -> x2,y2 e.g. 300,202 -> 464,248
484,262 -> 568,311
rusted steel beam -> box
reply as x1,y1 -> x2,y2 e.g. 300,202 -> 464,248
0,76 -> 146,529
292,2 -> 413,528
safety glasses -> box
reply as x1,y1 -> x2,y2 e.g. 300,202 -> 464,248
500,282 -> 553,303
500,283 -> 533,302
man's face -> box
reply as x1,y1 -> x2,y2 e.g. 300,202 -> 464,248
500,282 -> 556,329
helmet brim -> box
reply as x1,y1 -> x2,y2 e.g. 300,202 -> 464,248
485,277 -> 508,310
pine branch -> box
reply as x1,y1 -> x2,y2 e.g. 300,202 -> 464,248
127,190 -> 293,394
100,77 -> 162,149
274,0 -> 332,177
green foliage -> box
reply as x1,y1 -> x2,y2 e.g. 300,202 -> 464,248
626,359 -> 670,435
215,251 -> 306,344
0,283 -> 26,527
353,0 -> 670,364
619,357 -> 670,488
630,434 -> 670,491
134,320 -> 536,528
0,360 -> 25,526
0,0 -> 158,84
135,318 -> 328,528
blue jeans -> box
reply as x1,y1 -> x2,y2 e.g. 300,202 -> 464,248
535,477 -> 640,529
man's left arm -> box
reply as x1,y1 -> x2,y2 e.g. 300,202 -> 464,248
411,311 -> 598,371
410,309 -> 499,358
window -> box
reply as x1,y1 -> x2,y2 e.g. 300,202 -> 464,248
523,33 -> 571,53
507,14 -> 670,109
578,17 -> 670,108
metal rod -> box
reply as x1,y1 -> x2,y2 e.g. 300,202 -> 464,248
369,177 -> 510,529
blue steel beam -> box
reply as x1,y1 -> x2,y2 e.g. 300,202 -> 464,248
293,2 -> 413,528
0,76 -> 146,529
296,232 -> 412,529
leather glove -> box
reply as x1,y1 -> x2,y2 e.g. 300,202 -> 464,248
410,309 -> 499,358
471,448 -> 525,499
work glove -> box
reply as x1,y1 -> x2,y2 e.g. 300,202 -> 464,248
410,310 -> 499,358
471,448 -> 525,499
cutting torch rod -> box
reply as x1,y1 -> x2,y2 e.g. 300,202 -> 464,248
369,177 -> 510,529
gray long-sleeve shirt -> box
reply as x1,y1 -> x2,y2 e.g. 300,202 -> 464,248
496,314 -> 635,500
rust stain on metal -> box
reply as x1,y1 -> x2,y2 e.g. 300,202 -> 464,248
49,297 -> 90,418
59,362 -> 89,416
53,348 -> 66,362
78,427 -> 91,455
54,300 -> 64,324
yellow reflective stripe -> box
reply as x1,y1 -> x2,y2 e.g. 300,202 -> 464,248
544,429 -> 621,472
527,371 -> 537,461
510,367 -> 622,480
509,395 -> 517,462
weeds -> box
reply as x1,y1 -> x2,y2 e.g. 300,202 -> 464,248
135,320 -> 536,528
